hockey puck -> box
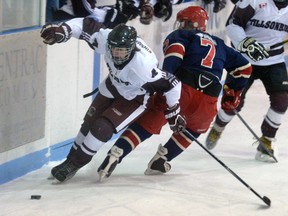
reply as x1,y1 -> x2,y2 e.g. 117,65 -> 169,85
31,195 -> 41,200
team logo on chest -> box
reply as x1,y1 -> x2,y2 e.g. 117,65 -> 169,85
259,3 -> 267,8
106,63 -> 131,86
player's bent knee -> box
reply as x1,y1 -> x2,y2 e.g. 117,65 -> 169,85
90,117 -> 115,142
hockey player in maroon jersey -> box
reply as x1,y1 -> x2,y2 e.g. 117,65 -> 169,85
97,6 -> 252,180
40,20 -> 184,183
206,0 -> 288,163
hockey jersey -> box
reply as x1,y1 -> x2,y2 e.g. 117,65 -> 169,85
162,29 -> 251,91
226,0 -> 288,65
65,18 -> 181,107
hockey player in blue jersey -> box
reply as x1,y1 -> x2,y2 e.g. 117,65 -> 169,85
97,6 -> 252,180
206,0 -> 288,163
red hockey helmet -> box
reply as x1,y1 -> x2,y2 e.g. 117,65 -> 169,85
174,6 -> 209,31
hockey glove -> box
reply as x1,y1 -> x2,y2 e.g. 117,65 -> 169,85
104,8 -> 129,29
164,103 -> 186,133
80,16 -> 106,45
40,23 -> 72,45
154,0 -> 172,22
221,85 -> 241,111
140,3 -> 154,25
116,0 -> 140,20
237,37 -> 269,62
85,0 -> 96,9
213,0 -> 227,13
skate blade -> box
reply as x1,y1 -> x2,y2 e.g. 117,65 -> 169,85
51,178 -> 63,185
255,151 -> 277,163
144,168 -> 164,175
47,174 -> 55,180
205,141 -> 217,150
98,170 -> 109,182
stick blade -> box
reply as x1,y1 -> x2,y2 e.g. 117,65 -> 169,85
263,196 -> 271,207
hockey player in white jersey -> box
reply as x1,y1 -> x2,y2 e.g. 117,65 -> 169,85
51,0 -> 183,27
40,19 -> 184,182
206,0 -> 288,162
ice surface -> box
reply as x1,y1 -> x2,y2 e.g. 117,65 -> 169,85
1,80 -> 288,216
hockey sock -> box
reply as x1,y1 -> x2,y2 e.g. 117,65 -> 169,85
215,108 -> 235,128
114,122 -> 153,163
67,131 -> 86,159
261,92 -> 288,137
164,129 -> 200,161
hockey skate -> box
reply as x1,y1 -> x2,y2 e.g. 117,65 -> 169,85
97,146 -> 123,182
255,136 -> 276,163
51,159 -> 79,183
205,127 -> 222,150
144,144 -> 171,175
47,159 -> 71,180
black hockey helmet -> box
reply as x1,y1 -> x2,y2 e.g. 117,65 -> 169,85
107,24 -> 137,65
273,0 -> 288,6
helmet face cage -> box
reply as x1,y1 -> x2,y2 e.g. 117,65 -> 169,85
108,44 -> 135,65
107,24 -> 137,65
174,6 -> 209,31
273,0 -> 288,6
274,0 -> 287,3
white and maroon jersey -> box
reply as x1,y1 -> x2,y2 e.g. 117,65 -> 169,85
126,0 -> 183,7
226,0 -> 288,65
66,18 -> 181,107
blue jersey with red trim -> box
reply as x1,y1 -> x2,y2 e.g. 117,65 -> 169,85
162,29 -> 251,91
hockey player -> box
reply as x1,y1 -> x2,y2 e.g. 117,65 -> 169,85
40,20 -> 184,182
97,6 -> 252,180
51,0 -> 183,27
205,0 -> 288,163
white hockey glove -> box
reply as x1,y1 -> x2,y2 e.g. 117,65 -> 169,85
164,103 -> 186,133
237,37 -> 269,62
40,23 -> 72,45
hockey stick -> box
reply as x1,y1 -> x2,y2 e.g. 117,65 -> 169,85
52,141 -> 73,150
83,87 -> 99,98
268,39 -> 288,50
233,110 -> 278,163
52,88 -> 99,150
183,129 -> 271,207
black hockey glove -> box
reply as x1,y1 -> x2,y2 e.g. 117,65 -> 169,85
40,23 -> 72,45
203,0 -> 226,13
237,37 -> 269,62
213,0 -> 226,13
104,8 -> 129,28
140,3 -> 154,25
116,0 -> 140,20
164,103 -> 186,133
154,0 -> 172,22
